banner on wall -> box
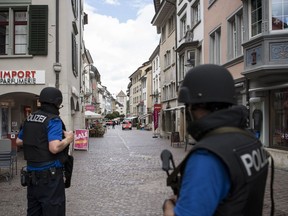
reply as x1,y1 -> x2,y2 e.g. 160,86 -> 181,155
73,129 -> 89,151
153,104 -> 161,130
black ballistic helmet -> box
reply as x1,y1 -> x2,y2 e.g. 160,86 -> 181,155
178,64 -> 236,105
39,87 -> 63,108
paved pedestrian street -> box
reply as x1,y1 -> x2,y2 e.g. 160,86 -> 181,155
1,126 -> 288,216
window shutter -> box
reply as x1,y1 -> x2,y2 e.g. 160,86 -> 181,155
71,33 -> 78,77
72,33 -> 76,76
29,5 -> 48,55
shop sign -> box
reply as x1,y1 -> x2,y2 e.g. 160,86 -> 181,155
0,70 -> 45,85
74,129 -> 89,151
85,104 -> 95,112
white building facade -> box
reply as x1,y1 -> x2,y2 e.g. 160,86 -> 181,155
116,90 -> 127,117
0,0 -> 86,139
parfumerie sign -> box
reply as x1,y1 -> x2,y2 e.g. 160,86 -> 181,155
0,70 -> 45,84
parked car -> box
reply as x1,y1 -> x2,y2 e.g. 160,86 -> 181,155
105,121 -> 113,126
122,121 -> 132,130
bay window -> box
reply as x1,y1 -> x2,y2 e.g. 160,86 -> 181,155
251,0 -> 262,37
271,0 -> 288,30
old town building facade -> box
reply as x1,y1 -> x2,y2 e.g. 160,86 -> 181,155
151,0 -> 288,168
0,0 -> 86,139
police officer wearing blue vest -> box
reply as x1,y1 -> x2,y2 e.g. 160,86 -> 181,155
16,87 -> 74,216
163,64 -> 270,216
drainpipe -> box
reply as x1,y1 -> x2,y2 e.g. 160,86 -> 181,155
246,78 -> 250,128
54,0 -> 61,89
173,6 -> 178,95
79,6 -> 83,108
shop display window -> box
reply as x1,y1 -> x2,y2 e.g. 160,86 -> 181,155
1,107 -> 9,138
271,89 -> 288,149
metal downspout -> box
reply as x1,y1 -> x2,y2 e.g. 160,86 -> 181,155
246,78 -> 250,128
55,0 -> 60,89
79,6 -> 83,109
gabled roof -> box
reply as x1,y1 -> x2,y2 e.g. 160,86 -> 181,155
117,90 -> 126,97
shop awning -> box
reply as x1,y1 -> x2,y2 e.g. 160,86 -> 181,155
85,111 -> 102,119
139,114 -> 151,119
164,105 -> 185,111
125,116 -> 138,120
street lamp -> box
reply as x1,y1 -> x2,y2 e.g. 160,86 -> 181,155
53,62 -> 62,89
80,64 -> 92,110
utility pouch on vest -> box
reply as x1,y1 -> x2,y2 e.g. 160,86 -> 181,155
61,120 -> 74,188
49,167 -> 56,180
20,166 -> 30,187
64,155 -> 74,188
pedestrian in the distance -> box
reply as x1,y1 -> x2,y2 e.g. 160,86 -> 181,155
16,87 -> 74,216
163,64 -> 270,216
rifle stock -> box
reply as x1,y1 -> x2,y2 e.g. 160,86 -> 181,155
160,149 -> 181,195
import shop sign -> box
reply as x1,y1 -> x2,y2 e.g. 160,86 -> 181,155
74,129 -> 89,151
0,70 -> 45,84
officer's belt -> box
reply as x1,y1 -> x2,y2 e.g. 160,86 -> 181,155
28,168 -> 63,182
27,160 -> 56,167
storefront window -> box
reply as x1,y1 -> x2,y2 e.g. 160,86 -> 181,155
1,107 -> 9,138
271,89 -> 288,149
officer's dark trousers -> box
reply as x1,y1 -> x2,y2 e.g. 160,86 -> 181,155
27,170 -> 65,216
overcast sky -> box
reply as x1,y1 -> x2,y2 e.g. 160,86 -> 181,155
83,0 -> 160,97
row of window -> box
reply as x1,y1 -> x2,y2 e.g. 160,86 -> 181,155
162,82 -> 176,101
131,74 -> 141,85
152,56 -> 160,72
179,0 -> 288,70
132,95 -> 141,104
209,0 -> 288,64
161,14 -> 175,43
163,48 -> 176,69
132,85 -> 141,94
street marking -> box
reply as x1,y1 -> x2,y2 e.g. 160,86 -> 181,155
117,130 -> 130,150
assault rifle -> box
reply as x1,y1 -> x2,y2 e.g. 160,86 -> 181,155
160,149 -> 181,195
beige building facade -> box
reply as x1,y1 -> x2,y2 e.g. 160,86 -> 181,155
152,0 -> 177,139
128,62 -> 151,118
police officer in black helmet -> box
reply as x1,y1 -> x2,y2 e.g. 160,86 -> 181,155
16,87 -> 74,216
163,64 -> 270,216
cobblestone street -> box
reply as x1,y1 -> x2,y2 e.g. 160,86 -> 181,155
1,126 -> 288,216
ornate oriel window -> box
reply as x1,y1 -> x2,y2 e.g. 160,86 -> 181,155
271,0 -> 288,30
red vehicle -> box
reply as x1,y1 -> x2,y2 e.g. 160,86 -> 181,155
106,121 -> 113,126
122,121 -> 132,130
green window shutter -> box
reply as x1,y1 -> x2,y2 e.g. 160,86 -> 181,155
72,33 -> 76,76
71,33 -> 78,77
29,5 -> 48,55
